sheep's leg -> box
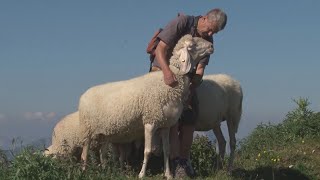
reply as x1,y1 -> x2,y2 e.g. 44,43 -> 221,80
111,143 -> 120,165
81,137 -> 91,170
160,128 -> 173,179
99,143 -> 109,168
212,125 -> 226,169
134,140 -> 143,156
226,120 -> 236,172
138,123 -> 156,178
118,144 -> 126,169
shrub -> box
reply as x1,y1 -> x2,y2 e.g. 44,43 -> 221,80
283,98 -> 320,138
9,147 -> 67,180
190,135 -> 218,176
0,149 -> 9,180
239,98 -> 320,157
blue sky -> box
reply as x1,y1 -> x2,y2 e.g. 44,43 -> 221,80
0,1 -> 319,148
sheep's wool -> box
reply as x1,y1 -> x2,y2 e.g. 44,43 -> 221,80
196,74 -> 242,132
45,112 -> 102,157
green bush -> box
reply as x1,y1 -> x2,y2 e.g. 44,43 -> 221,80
10,147 -> 68,180
190,135 -> 218,177
283,98 -> 320,139
239,98 -> 320,158
0,149 -> 9,180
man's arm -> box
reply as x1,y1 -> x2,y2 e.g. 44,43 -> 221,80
191,63 -> 206,88
155,40 -> 178,87
195,63 -> 206,77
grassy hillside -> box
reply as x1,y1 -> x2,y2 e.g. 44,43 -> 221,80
0,98 -> 319,179
232,98 -> 320,180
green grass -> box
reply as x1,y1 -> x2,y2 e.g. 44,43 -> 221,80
1,98 -> 319,179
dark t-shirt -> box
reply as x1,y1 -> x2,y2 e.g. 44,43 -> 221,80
153,14 -> 213,68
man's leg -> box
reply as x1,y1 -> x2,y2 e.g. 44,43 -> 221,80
175,120 -> 196,178
179,91 -> 198,159
175,92 -> 198,178
179,124 -> 195,159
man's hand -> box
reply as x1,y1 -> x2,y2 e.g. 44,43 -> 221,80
155,40 -> 178,87
163,69 -> 178,87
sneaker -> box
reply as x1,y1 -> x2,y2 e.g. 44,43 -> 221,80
170,157 -> 180,175
179,158 -> 195,178
174,163 -> 188,179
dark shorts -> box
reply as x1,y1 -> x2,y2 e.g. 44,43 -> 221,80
179,91 -> 199,125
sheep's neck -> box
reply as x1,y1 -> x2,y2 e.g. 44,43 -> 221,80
169,65 -> 182,75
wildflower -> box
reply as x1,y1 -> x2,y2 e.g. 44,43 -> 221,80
255,158 -> 258,161
258,153 -> 261,157
302,140 -> 305,143
263,150 -> 266,153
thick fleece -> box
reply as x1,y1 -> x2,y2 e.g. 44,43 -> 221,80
45,112 -> 105,161
45,112 -> 83,158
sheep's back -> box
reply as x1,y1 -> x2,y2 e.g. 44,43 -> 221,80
195,74 -> 242,130
79,71 -> 188,142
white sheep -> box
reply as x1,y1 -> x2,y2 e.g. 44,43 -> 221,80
45,111 -> 140,168
78,34 -> 213,179
194,74 -> 243,171
44,112 -> 106,162
45,112 -> 83,159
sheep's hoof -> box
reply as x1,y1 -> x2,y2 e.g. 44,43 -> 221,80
165,173 -> 173,180
227,165 -> 233,175
81,164 -> 87,171
138,172 -> 145,179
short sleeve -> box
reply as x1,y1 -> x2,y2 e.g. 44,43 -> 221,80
157,15 -> 189,48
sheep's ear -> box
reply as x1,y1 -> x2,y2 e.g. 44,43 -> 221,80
179,46 -> 192,74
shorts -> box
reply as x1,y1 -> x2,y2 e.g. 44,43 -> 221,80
179,91 -> 199,125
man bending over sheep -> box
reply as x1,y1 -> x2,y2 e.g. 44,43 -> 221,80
148,8 -> 227,178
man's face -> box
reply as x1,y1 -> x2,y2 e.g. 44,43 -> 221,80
198,17 -> 220,38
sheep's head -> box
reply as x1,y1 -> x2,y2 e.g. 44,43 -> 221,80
191,37 -> 214,60
171,34 -> 213,75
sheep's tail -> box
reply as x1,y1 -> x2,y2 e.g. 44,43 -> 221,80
233,89 -> 243,134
